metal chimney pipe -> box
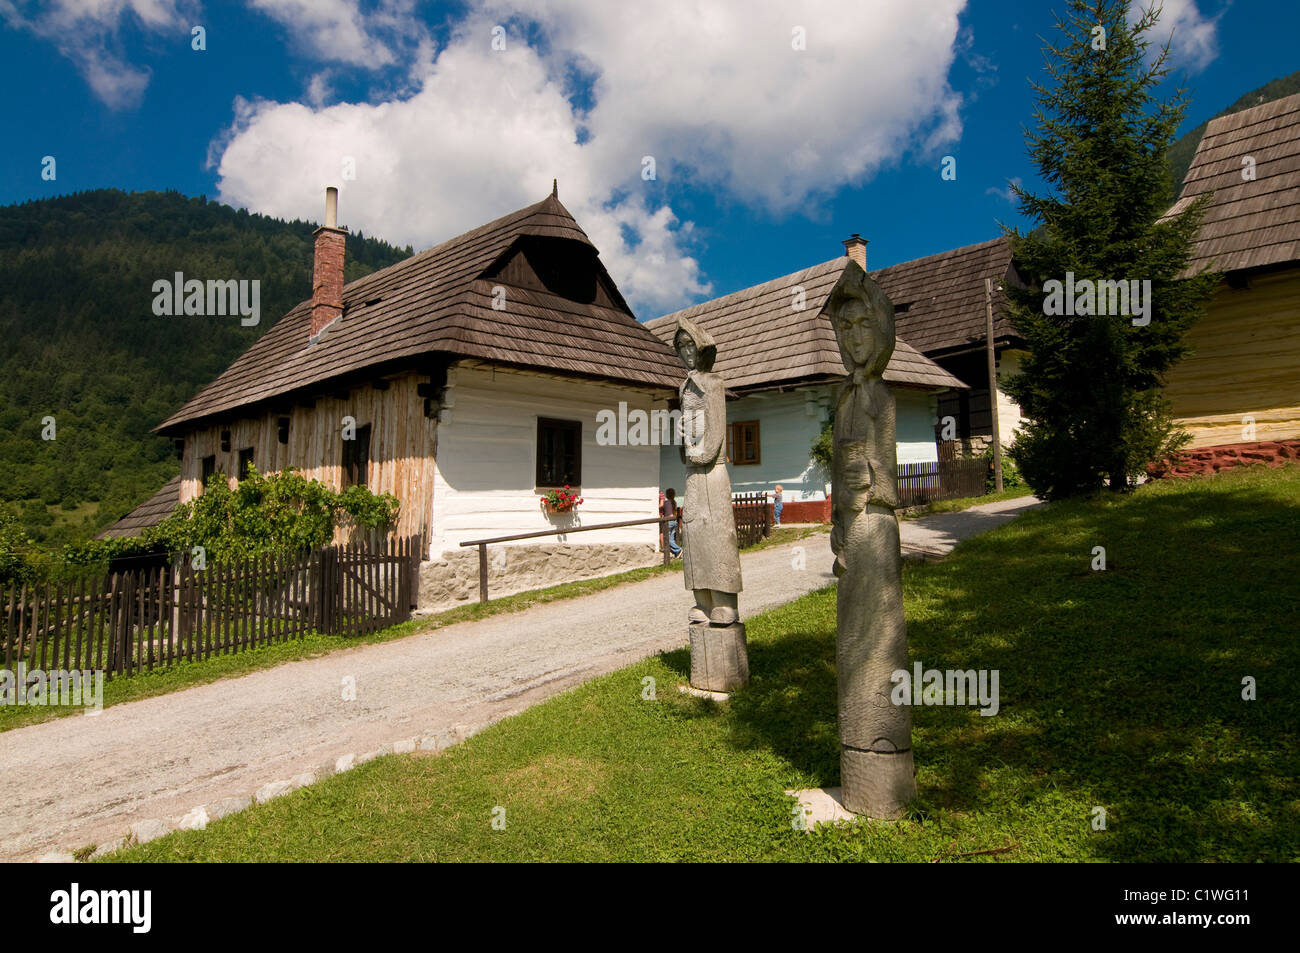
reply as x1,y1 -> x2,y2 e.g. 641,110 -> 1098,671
324,186 -> 338,229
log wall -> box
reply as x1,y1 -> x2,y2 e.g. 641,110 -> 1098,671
178,372 -> 436,544
1165,268 -> 1300,449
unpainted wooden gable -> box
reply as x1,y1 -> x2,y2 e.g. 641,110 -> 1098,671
484,236 -> 626,311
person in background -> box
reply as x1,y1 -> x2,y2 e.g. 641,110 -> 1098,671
773,484 -> 784,527
662,488 -> 681,557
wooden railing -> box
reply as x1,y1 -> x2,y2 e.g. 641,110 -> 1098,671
459,517 -> 678,604
459,495 -> 777,605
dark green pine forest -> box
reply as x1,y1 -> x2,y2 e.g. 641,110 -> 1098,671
0,189 -> 412,546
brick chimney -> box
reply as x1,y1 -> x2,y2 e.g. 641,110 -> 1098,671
843,233 -> 868,271
311,187 -> 346,339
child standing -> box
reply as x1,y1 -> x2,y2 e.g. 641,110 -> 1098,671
773,484 -> 784,527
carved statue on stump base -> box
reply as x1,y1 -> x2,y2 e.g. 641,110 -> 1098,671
674,317 -> 747,693
828,266 -> 916,818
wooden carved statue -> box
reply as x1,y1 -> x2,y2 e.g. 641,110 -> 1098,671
675,317 -> 748,692
828,266 -> 916,818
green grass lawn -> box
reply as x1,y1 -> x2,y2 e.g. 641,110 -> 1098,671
110,464 -> 1300,862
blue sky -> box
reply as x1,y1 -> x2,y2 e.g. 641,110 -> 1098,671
1,0 -> 1295,318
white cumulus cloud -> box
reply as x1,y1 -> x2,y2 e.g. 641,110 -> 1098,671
212,0 -> 969,314
245,0 -> 415,68
1131,0 -> 1221,74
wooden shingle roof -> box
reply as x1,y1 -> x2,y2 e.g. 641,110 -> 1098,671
156,194 -> 683,435
869,237 -> 1017,357
1162,91 -> 1300,274
96,475 -> 181,539
645,259 -> 966,392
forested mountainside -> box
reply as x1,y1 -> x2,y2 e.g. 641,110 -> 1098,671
0,189 -> 412,545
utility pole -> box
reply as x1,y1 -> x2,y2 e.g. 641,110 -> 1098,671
985,277 -> 1004,493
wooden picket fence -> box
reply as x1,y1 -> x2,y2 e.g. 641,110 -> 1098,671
731,492 -> 771,547
897,458 -> 988,507
1,537 -> 419,680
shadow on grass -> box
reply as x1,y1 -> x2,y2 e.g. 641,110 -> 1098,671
659,647 -> 689,679
727,468 -> 1300,861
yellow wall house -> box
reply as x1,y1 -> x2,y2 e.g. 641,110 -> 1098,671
1160,92 -> 1300,450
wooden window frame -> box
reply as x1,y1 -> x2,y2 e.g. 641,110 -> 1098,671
237,447 -> 255,481
342,423 -> 372,488
729,420 -> 761,466
536,417 -> 582,488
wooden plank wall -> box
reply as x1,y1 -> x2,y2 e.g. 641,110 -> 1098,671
178,372 -> 436,543
1165,268 -> 1300,448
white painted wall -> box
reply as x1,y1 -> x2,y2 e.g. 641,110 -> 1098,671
658,383 -> 943,502
721,388 -> 831,501
429,364 -> 663,557
995,349 -> 1028,446
896,388 -> 943,465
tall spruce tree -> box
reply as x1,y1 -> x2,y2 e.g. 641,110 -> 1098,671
1002,0 -> 1219,499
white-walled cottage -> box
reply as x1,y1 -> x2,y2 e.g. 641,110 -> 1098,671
115,187 -> 684,609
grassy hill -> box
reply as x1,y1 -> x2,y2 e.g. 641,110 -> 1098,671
1168,69 -> 1300,196
0,189 -> 412,546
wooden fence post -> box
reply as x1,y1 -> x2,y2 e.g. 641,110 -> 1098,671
319,545 -> 339,635
478,542 -> 488,604
119,572 -> 135,677
410,535 -> 421,611
3,581 -> 14,673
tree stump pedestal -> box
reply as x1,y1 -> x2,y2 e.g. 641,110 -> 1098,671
689,621 -> 749,693
839,748 -> 915,819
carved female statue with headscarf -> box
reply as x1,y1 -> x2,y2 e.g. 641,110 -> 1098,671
674,317 -> 743,626
828,265 -> 916,818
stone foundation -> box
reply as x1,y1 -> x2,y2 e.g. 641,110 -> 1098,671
417,543 -> 660,612
1148,439 -> 1300,479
